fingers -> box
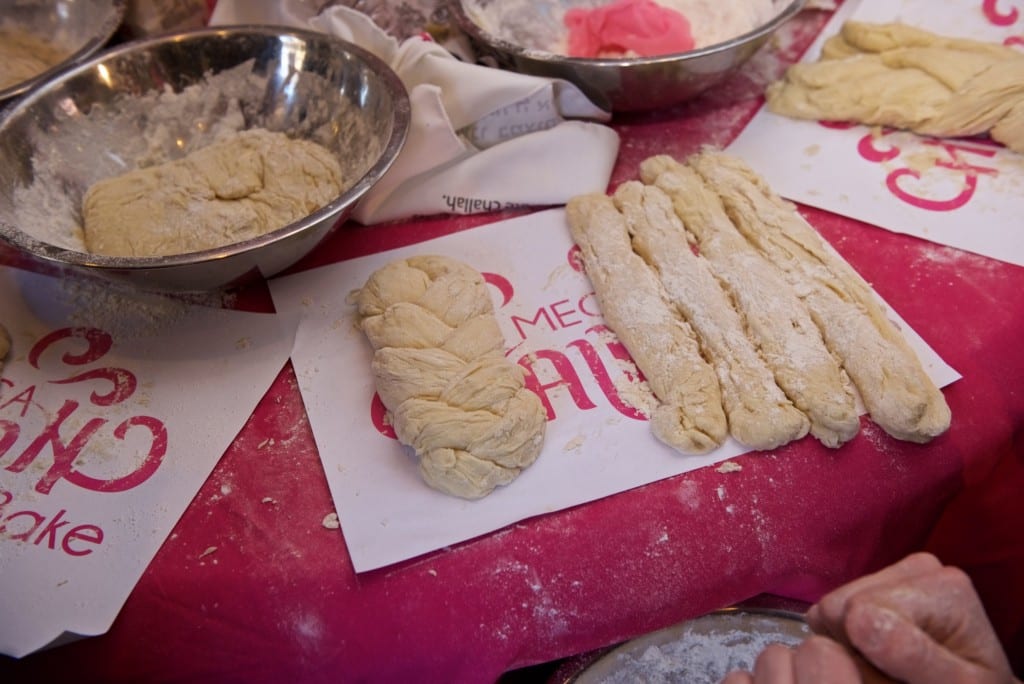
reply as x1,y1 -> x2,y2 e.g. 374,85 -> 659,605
790,636 -> 862,684
805,553 -> 1015,684
841,570 -> 1013,684
720,637 -> 863,684
840,600 -> 976,683
806,552 -> 942,644
753,643 -> 795,682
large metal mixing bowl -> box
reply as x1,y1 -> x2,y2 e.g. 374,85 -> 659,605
0,0 -> 126,104
0,24 -> 410,292
451,0 -> 805,112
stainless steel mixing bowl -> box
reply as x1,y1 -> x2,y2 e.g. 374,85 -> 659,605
451,0 -> 805,112
0,24 -> 410,292
0,0 -> 126,104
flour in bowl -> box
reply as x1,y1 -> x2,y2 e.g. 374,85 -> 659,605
467,0 -> 779,57
82,128 -> 344,257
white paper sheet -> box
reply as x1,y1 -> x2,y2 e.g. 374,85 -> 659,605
269,208 -> 960,573
0,268 -> 296,657
729,0 -> 1024,267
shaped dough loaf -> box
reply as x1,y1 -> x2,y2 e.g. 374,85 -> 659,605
356,255 -> 546,499
639,155 -> 859,448
609,182 -> 810,451
766,21 -> 1024,153
83,128 -> 344,257
566,192 -> 728,455
689,149 -> 951,443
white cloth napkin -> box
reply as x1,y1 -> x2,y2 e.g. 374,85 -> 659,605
210,0 -> 620,224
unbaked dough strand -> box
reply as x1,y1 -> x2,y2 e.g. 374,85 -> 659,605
638,155 -> 859,448
611,181 -> 810,451
689,149 -> 951,443
566,192 -> 728,455
356,255 -> 546,499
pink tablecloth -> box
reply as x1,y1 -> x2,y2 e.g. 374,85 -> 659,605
2,7 -> 1023,682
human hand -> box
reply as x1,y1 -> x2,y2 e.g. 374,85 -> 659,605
719,634 -> 893,684
721,552 -> 1021,684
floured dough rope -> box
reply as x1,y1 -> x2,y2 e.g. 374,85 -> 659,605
639,155 -> 859,448
566,192 -> 728,455
609,182 -> 810,451
765,21 -> 1024,153
688,148 -> 951,443
355,255 -> 546,499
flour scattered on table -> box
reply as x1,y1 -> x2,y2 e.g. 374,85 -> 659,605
716,461 -> 743,473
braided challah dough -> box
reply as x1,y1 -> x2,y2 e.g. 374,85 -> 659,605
355,255 -> 546,499
766,21 -> 1024,154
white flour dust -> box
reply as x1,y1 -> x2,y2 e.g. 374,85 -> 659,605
592,614 -> 808,683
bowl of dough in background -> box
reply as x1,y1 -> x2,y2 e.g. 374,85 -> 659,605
0,24 -> 411,292
451,0 -> 805,112
0,0 -> 126,104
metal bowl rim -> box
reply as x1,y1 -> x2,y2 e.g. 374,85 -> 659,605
0,23 -> 412,273
0,0 -> 127,102
452,0 -> 806,66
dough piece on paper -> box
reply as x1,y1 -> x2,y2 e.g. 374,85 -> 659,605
611,182 -> 810,451
566,193 -> 727,455
766,21 -> 1024,153
83,128 -> 345,257
639,155 -> 859,448
689,149 -> 951,443
356,255 -> 546,499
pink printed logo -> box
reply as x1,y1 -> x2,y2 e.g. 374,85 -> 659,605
1,327 -> 168,496
821,122 -> 1001,212
981,0 -> 1024,44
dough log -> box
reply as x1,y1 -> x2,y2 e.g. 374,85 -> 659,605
611,181 -> 810,451
689,149 -> 951,443
639,155 -> 859,448
566,193 -> 728,455
356,255 -> 546,499
766,21 -> 1024,153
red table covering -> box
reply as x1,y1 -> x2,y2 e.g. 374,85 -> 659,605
2,7 -> 1023,682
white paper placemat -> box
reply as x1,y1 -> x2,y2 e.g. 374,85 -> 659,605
269,208 -> 960,573
729,0 -> 1024,267
0,268 -> 295,657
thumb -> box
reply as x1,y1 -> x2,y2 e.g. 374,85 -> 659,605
844,602 -> 985,684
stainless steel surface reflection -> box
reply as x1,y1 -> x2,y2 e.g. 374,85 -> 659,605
0,25 -> 411,292
451,0 -> 805,112
0,0 -> 126,104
